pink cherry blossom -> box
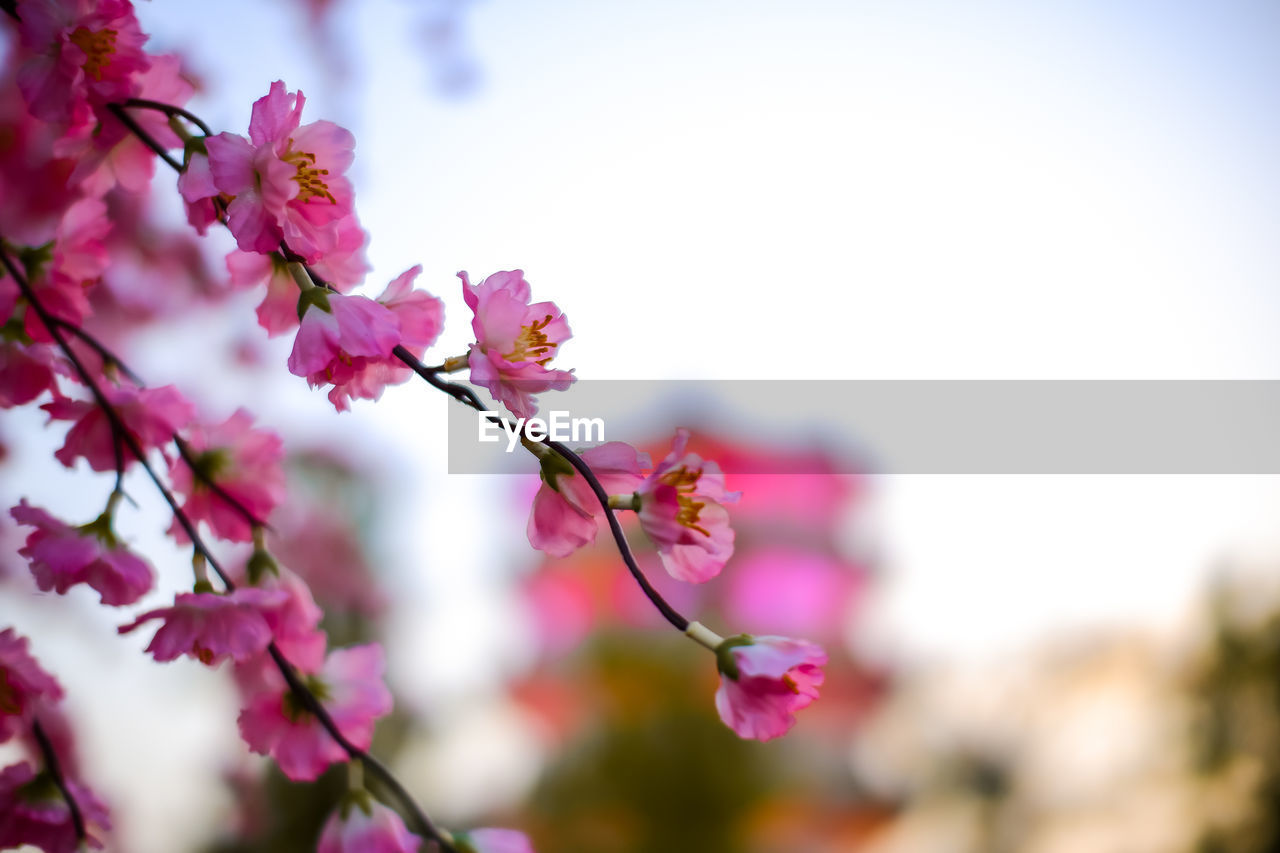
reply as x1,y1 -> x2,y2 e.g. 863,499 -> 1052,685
204,81 -> 355,261
22,195 -> 110,342
15,0 -> 149,126
176,146 -> 221,236
636,429 -> 740,583
461,269 -> 574,419
0,343 -> 61,408
714,635 -> 827,742
0,79 -> 81,247
308,213 -> 371,292
239,566 -> 327,679
0,760 -> 110,853
117,587 -> 292,667
10,499 -> 153,606
168,409 -> 286,542
0,629 -> 64,744
223,219 -> 368,338
322,265 -> 444,411
318,796 -> 420,853
42,383 -> 195,472
527,442 -> 648,558
237,643 -> 392,781
287,291 -> 401,411
455,827 -> 537,853
68,54 -> 194,195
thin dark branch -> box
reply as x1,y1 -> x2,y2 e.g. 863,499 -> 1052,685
49,318 -> 146,385
121,98 -> 215,136
0,243 -> 233,591
387,344 -> 689,631
172,434 -> 273,533
547,439 -> 688,631
3,238 -> 450,849
266,644 -> 454,850
51,316 -> 270,534
105,103 -> 182,172
31,719 -> 87,842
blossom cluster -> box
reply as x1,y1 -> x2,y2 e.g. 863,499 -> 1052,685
0,0 -> 829,850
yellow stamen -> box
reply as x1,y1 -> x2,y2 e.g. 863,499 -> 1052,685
659,465 -> 710,536
283,142 -> 336,204
504,314 -> 557,363
69,27 -> 118,82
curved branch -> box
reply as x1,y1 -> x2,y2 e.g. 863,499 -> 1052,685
120,98 -> 215,136
31,718 -> 86,843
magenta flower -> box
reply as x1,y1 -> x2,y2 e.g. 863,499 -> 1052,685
455,827 -> 537,853
169,409 -> 286,543
636,429 -> 740,583
10,499 -> 153,606
22,195 -> 110,343
176,145 -> 220,236
322,266 -> 445,411
461,269 -> 574,419
204,81 -> 356,261
0,343 -> 61,409
15,0 -> 150,126
224,217 -> 368,338
713,635 -> 827,742
42,383 -> 194,472
0,760 -> 110,853
527,442 -> 648,557
287,291 -> 400,409
237,643 -> 392,781
318,796 -> 420,853
68,54 -> 194,195
118,587 -> 291,667
0,629 -> 64,744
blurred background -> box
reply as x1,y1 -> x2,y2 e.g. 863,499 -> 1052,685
3,1 -> 1280,850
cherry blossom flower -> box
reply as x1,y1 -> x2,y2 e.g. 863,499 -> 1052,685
10,499 -> 153,606
168,408 -> 286,542
322,266 -> 444,411
0,629 -> 64,744
0,760 -> 110,852
318,795 -> 420,853
204,80 -> 355,261
527,442 -> 648,558
15,0 -> 149,127
237,643 -> 392,781
287,291 -> 399,410
224,217 -> 367,338
461,269 -> 573,419
68,54 -> 194,195
175,145 -> 221,236
43,383 -> 194,472
117,587 -> 292,667
0,343 -> 61,408
0,80 -> 81,247
232,566 -> 327,685
713,635 -> 827,742
636,429 -> 739,583
454,827 -> 537,853
21,195 -> 110,342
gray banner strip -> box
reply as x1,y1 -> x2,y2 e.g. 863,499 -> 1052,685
446,380 -> 1280,474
